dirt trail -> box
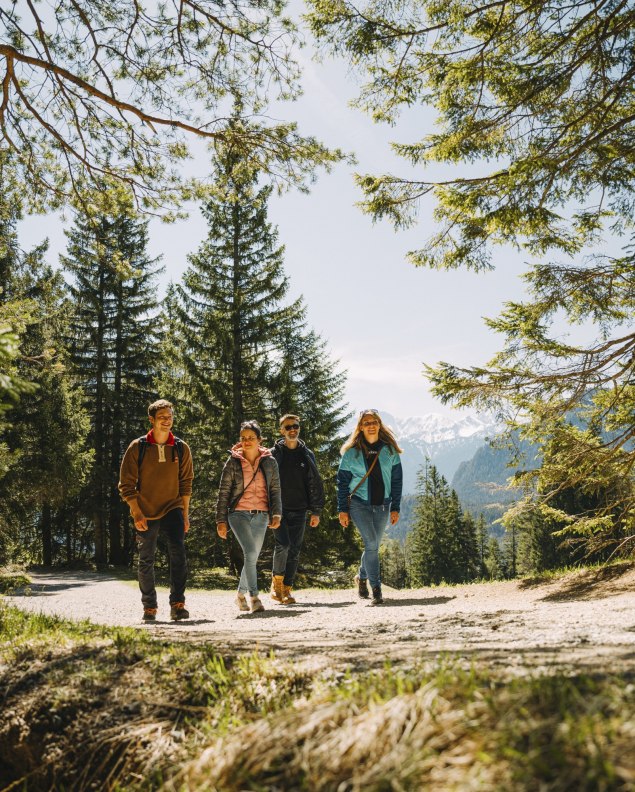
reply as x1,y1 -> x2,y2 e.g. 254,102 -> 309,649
6,564 -> 635,674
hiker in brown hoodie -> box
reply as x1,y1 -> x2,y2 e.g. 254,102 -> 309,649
119,399 -> 194,622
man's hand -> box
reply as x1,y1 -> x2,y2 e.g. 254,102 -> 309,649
339,512 -> 349,528
132,510 -> 148,532
184,513 -> 190,534
390,511 -> 400,526
269,515 -> 281,529
309,514 -> 320,528
217,522 -> 228,539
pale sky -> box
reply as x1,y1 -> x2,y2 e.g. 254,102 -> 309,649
17,16 -> 532,420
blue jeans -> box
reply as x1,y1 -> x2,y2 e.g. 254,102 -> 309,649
229,510 -> 269,596
349,499 -> 389,589
136,507 -> 187,608
272,509 -> 307,586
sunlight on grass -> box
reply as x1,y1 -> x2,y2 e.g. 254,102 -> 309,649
1,601 -> 633,791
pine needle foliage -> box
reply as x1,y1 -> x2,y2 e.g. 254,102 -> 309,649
306,0 -> 635,555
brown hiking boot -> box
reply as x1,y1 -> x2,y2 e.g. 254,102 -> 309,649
371,586 -> 384,605
236,592 -> 250,612
170,602 -> 190,621
250,596 -> 265,613
355,575 -> 370,599
143,607 -> 157,622
270,574 -> 285,602
282,585 -> 296,604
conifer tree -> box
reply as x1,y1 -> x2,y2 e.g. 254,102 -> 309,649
381,538 -> 407,589
409,461 -> 480,585
62,197 -> 162,565
308,0 -> 635,556
162,148 -> 352,573
0,192 -> 90,566
476,514 -> 489,579
486,537 -> 505,581
408,462 -> 453,586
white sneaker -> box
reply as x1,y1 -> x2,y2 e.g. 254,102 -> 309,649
250,596 -> 265,613
236,592 -> 250,612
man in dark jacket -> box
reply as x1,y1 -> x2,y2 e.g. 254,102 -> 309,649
269,413 -> 325,604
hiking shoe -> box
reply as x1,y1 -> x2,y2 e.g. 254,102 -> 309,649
170,602 -> 190,621
236,592 -> 250,612
355,575 -> 370,599
282,585 -> 296,604
250,596 -> 265,613
371,586 -> 383,605
270,574 -> 285,602
143,607 -> 157,622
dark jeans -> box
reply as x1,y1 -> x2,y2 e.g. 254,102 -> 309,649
136,507 -> 187,608
272,509 -> 307,586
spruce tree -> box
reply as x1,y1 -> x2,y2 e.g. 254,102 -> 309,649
162,149 -> 352,574
408,461 -> 453,586
62,199 -> 162,565
476,514 -> 489,579
0,192 -> 90,566
409,461 -> 480,586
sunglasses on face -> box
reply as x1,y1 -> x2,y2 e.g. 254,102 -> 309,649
361,420 -> 379,427
283,423 -> 300,431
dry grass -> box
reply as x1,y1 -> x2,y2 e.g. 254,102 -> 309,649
2,602 -> 634,791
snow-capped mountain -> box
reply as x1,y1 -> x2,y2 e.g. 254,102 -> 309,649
344,411 -> 501,494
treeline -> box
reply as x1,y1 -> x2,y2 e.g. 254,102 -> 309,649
381,459 -> 622,589
0,150 -> 360,575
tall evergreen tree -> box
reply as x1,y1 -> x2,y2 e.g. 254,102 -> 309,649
62,199 -> 162,565
0,190 -> 90,566
408,462 -> 453,586
409,461 -> 480,586
161,149 -> 352,574
381,538 -> 407,589
308,0 -> 635,557
475,514 -> 489,579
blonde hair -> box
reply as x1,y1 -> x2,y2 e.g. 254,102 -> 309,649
340,410 -> 403,456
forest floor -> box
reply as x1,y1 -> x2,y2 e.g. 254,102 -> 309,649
6,561 -> 635,676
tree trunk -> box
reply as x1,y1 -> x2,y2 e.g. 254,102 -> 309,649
41,505 -> 53,566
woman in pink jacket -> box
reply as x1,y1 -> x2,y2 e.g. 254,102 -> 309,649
216,421 -> 282,612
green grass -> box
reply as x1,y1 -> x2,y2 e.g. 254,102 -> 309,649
0,566 -> 31,594
1,602 -> 634,791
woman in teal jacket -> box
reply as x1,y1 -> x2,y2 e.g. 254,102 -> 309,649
337,409 -> 403,605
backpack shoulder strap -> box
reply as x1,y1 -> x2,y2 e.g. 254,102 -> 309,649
172,436 -> 184,464
137,436 -> 149,469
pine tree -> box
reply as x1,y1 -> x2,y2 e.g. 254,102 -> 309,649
408,461 -> 481,586
308,0 -> 635,557
408,461 -> 453,586
476,514 -> 489,579
381,538 -> 407,589
486,537 -> 505,581
0,191 -> 90,566
161,150 -> 352,574
62,199 -> 162,565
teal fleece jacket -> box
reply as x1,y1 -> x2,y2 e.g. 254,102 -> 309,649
337,442 -> 403,513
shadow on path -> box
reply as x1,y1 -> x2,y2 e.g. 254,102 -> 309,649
539,562 -> 635,602
384,596 -> 456,607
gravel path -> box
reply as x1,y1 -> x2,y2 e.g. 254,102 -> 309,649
6,564 -> 635,675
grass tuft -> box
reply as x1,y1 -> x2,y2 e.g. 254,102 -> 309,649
1,603 -> 634,791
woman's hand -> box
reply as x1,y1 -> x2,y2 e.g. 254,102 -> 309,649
269,515 -> 281,529
217,522 -> 228,539
390,511 -> 400,526
339,511 -> 350,528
